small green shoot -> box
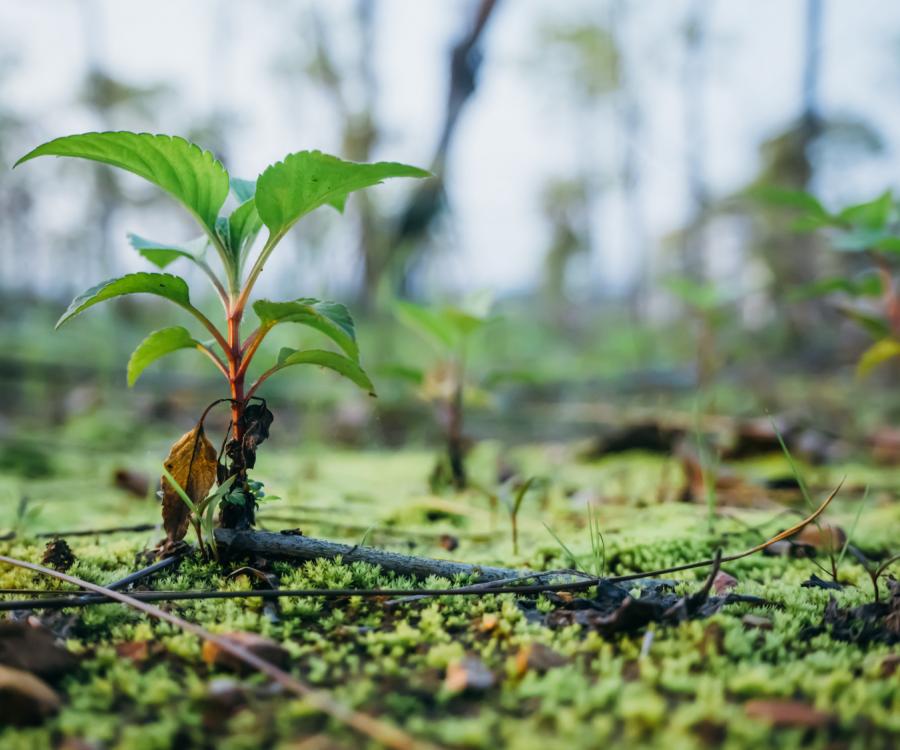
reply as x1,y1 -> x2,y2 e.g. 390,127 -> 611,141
544,504 -> 606,578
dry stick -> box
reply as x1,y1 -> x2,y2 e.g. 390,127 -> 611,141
0,570 -> 594,612
0,484 -> 842,614
0,554 -> 439,750
216,481 -> 843,586
0,522 -> 161,542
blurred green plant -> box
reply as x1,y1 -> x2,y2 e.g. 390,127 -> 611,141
664,276 -> 737,389
758,186 -> 900,376
391,295 -> 495,491
16,131 -> 428,534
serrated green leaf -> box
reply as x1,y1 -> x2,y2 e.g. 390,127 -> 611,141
128,233 -> 207,270
127,326 -> 201,386
16,131 -> 230,234
857,338 -> 900,378
255,150 -> 429,240
254,298 -> 358,360
271,348 -> 375,395
56,272 -> 192,329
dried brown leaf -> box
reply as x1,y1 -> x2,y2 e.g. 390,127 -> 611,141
161,424 -> 218,543
0,664 -> 61,725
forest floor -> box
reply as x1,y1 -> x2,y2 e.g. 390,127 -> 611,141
0,436 -> 898,750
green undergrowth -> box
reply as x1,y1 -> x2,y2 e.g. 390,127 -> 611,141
0,443 -> 898,749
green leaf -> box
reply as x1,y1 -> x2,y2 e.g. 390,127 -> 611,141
833,228 -> 892,252
751,186 -> 828,216
128,233 -> 208,270
254,298 -> 359,360
230,177 -> 256,203
16,132 -> 230,234
255,150 -> 430,240
56,272 -> 191,329
837,190 -> 893,230
394,300 -> 460,350
127,326 -> 201,386
836,307 -> 891,339
874,236 -> 900,254
228,198 -> 263,264
664,276 -> 724,310
857,338 -> 900,378
272,348 -> 375,395
791,273 -> 883,301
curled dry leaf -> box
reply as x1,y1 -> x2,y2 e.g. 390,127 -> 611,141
161,424 -> 218,544
0,665 -> 61,726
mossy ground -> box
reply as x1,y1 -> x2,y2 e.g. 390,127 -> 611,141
1,439 -> 898,750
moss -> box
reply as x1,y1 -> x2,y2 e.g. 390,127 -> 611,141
1,445 -> 898,748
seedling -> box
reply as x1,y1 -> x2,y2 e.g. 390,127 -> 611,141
16,131 -> 428,540
476,476 -> 537,556
760,187 -> 900,376
664,275 -> 736,389
544,504 -> 606,578
392,297 -> 493,491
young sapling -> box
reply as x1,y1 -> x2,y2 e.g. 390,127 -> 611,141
392,296 -> 494,491
16,131 -> 429,545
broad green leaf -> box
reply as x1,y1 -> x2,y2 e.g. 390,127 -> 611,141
791,273 -> 883,301
837,190 -> 893,229
230,177 -> 256,203
271,347 -> 375,395
394,300 -> 459,351
874,236 -> 900,254
228,198 -> 263,264
837,307 -> 891,340
751,186 -> 828,216
857,338 -> 900,378
16,131 -> 229,234
377,363 -> 425,385
128,233 -> 207,270
127,326 -> 201,386
833,228 -> 891,252
56,272 -> 191,329
255,150 -> 430,239
254,298 -> 358,360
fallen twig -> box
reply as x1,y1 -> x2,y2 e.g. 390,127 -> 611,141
0,554 -> 439,750
216,481 -> 842,584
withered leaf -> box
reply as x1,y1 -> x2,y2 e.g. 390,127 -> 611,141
0,622 -> 78,677
0,665 -> 61,726
161,424 -> 218,543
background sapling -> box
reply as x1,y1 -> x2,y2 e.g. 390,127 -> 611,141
16,131 -> 429,541
761,187 -> 900,376
392,296 -> 494,491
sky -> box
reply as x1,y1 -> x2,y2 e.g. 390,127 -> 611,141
1,0 -> 899,299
